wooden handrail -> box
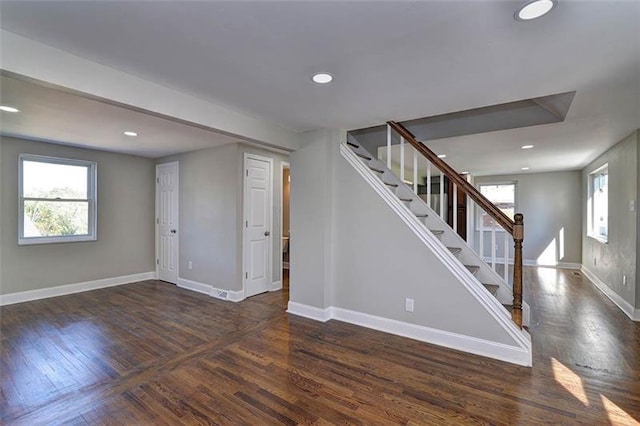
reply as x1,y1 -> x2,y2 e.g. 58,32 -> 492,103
387,121 -> 514,234
387,121 -> 524,328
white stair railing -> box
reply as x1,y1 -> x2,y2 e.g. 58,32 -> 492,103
382,122 -> 524,327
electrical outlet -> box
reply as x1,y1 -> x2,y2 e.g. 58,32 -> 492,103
405,298 -> 414,312
188,261 -> 193,270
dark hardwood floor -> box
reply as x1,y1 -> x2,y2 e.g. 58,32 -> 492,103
1,267 -> 639,425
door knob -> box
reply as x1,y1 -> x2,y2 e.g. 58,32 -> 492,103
264,231 -> 270,236
170,229 -> 177,234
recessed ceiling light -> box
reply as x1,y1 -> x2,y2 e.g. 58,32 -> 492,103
521,145 -> 534,149
521,167 -> 530,171
124,131 -> 138,137
437,154 -> 447,158
515,0 -> 557,21
0,105 -> 20,113
312,73 -> 333,84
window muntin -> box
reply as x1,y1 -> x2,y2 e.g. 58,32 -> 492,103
588,165 -> 608,243
477,182 -> 516,230
19,154 -> 97,245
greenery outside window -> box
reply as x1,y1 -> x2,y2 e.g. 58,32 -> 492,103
588,164 -> 608,243
19,154 -> 97,245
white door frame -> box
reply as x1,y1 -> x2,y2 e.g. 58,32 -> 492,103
242,153 -> 274,297
279,161 -> 290,277
155,161 -> 179,283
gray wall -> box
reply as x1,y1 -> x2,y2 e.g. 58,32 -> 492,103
159,144 -> 239,290
289,129 -> 336,308
0,137 -> 155,294
474,171 -> 582,265
582,131 -> 638,308
158,142 -> 289,292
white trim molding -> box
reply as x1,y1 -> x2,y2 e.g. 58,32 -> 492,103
0,272 -> 156,306
228,289 -> 245,302
581,266 -> 639,322
178,277 -> 245,303
287,301 -> 332,322
482,257 -> 581,270
177,277 -> 212,296
271,281 -> 282,291
287,302 -> 532,367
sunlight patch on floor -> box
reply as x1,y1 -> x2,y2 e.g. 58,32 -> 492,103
601,395 -> 640,425
551,358 -> 589,407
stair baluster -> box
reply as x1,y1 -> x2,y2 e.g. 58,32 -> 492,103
385,121 -> 525,329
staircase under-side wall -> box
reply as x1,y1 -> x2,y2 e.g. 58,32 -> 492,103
331,122 -> 532,366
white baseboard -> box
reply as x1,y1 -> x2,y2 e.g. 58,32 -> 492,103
287,301 -> 531,366
177,277 -> 245,302
228,289 -> 245,302
0,272 -> 156,306
177,277 -> 212,295
270,280 -> 282,292
287,301 -> 332,322
581,266 -> 638,322
482,257 -> 581,270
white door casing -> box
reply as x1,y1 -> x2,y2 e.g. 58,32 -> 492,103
279,162 -> 290,276
243,154 -> 273,298
156,162 -> 179,284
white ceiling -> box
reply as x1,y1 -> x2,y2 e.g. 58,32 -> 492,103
0,75 -> 241,158
0,1 -> 639,173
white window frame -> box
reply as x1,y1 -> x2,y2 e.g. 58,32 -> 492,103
18,154 -> 98,245
476,181 -> 517,232
587,164 -> 608,244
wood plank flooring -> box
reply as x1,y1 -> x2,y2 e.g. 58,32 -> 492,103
1,267 -> 639,425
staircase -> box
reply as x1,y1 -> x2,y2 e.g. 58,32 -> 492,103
343,122 -> 530,331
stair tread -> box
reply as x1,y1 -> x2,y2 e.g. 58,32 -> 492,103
370,166 -> 384,173
356,152 -> 372,161
414,213 -> 428,217
430,229 -> 445,235
346,141 -> 359,148
465,265 -> 480,274
482,283 -> 499,295
398,197 -> 413,202
447,247 -> 462,254
384,182 -> 399,187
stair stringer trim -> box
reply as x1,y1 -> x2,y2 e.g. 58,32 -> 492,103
340,143 -> 532,363
347,139 -> 530,326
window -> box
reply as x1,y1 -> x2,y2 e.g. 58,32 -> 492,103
19,154 -> 97,245
588,164 -> 608,243
477,182 -> 516,230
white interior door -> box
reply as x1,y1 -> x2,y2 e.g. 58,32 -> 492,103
156,162 -> 179,284
243,154 -> 273,298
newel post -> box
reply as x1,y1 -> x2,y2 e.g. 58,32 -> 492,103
512,213 -> 524,328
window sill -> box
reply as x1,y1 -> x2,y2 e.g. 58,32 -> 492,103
587,234 -> 608,244
18,235 -> 97,246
